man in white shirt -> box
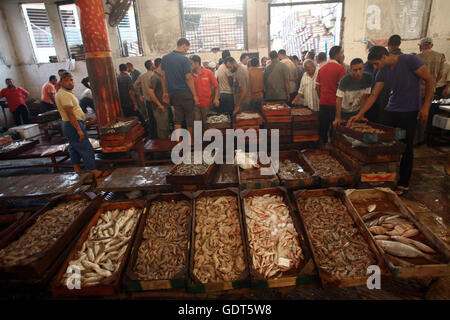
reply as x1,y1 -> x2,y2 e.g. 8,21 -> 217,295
292,59 -> 319,111
216,50 -> 234,115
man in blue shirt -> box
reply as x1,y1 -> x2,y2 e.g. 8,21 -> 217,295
349,46 -> 434,195
161,38 -> 199,141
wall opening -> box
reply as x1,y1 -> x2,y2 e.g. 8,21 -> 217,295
269,1 -> 343,56
117,0 -> 142,57
58,2 -> 85,60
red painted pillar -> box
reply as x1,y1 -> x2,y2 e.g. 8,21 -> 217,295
75,0 -> 121,129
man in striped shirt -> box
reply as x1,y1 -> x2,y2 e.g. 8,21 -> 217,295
292,59 -> 319,111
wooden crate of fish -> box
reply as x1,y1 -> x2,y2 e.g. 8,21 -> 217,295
291,107 -> 318,122
238,164 -> 280,190
166,155 -> 217,186
234,111 -> 263,127
301,149 -> 360,186
344,188 -> 450,279
0,194 -> 101,280
0,140 -> 39,160
294,189 -> 387,288
241,188 -> 316,289
276,150 -> 320,189
335,121 -> 405,144
292,135 -> 320,143
100,117 -> 139,135
123,193 -> 193,292
261,102 -> 291,116
50,201 -> 145,297
189,188 -> 251,293
331,131 -> 405,164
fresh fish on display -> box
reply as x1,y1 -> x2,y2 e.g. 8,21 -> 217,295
348,122 -> 384,134
278,159 -> 310,180
236,112 -> 261,121
0,200 -> 89,267
60,207 -> 141,287
263,104 -> 288,111
206,114 -> 230,124
291,108 -> 312,116
306,154 -> 349,177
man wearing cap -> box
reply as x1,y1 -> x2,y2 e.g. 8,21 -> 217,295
417,37 -> 445,144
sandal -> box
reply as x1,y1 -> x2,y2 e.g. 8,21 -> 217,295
394,186 -> 409,196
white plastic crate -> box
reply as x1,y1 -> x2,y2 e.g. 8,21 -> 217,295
8,124 -> 40,139
432,114 -> 450,130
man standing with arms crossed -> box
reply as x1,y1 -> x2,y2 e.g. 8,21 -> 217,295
348,46 -> 434,196
161,38 -> 199,142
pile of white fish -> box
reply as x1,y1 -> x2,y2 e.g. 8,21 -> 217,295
349,122 -> 384,134
107,120 -> 135,129
61,207 -> 141,287
0,200 -> 89,267
263,104 -> 287,110
134,200 -> 190,280
299,196 -> 376,280
244,194 -> 303,279
0,141 -> 30,153
206,114 -> 230,124
362,210 -> 438,262
236,112 -> 261,121
193,196 -> 246,283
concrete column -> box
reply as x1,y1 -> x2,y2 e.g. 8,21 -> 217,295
75,0 -> 121,128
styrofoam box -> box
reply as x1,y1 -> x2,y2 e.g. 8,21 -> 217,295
8,124 -> 40,139
432,114 -> 450,130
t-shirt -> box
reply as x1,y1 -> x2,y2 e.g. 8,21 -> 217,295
55,81 -> 62,92
264,60 -> 290,101
336,73 -> 373,113
298,68 -> 319,111
192,67 -> 218,107
55,88 -> 85,121
134,70 -> 153,101
375,54 -> 424,112
315,60 -> 346,106
117,72 -> 134,110
216,64 -> 233,95
417,49 -> 445,96
232,65 -> 252,107
248,67 -> 264,100
149,71 -> 163,103
281,57 -> 298,93
0,86 -> 29,112
41,81 -> 56,104
161,50 -> 191,96
436,61 -> 450,88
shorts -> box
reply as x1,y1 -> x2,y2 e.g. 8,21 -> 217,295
170,91 -> 194,127
194,106 -> 211,129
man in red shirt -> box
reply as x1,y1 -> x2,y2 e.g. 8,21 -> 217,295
315,46 -> 346,143
0,78 -> 30,126
190,55 -> 219,130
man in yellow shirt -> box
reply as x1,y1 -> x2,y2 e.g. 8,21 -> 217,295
55,72 -> 103,178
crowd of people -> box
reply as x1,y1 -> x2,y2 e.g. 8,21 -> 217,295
1,35 -> 449,190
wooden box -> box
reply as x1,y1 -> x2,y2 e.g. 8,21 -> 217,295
301,149 -> 360,186
100,117 -> 139,135
166,158 -> 217,186
344,188 -> 450,279
294,188 -> 387,288
234,111 -> 263,127
0,140 -> 39,160
50,201 -> 145,297
238,164 -> 280,190
276,150 -> 320,189
335,121 -> 405,144
188,188 -> 251,293
123,193 -> 193,292
241,187 -> 316,289
0,212 -> 31,242
0,193 -> 101,280
261,102 -> 291,116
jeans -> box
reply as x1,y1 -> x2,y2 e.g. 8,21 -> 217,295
217,93 -> 234,116
382,110 -> 418,187
12,105 -> 29,126
61,120 -> 96,170
319,105 -> 336,143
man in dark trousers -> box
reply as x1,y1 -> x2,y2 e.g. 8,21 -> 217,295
117,63 -> 148,135
0,78 -> 30,126
161,38 -> 199,142
315,46 -> 346,143
349,46 -> 434,196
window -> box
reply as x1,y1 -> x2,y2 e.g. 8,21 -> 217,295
58,3 -> 85,60
269,1 -> 343,55
117,0 -> 142,57
181,0 -> 246,52
21,3 -> 56,63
